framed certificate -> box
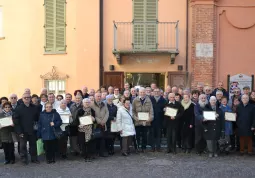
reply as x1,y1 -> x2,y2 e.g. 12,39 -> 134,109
79,116 -> 93,125
60,114 -> 70,124
165,107 -> 178,117
111,121 -> 118,132
225,112 -> 236,122
203,111 -> 216,120
113,99 -> 119,105
0,116 -> 13,127
138,112 -> 149,121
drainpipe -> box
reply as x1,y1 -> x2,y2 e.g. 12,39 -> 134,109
99,0 -> 104,87
185,0 -> 189,87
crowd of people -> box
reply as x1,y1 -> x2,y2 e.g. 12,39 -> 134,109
0,81 -> 255,165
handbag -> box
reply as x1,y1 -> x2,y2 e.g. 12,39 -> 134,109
52,114 -> 63,139
91,127 -> 103,140
36,139 -> 44,156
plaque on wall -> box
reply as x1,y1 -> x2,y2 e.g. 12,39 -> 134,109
168,72 -> 186,87
196,43 -> 213,58
228,74 -> 253,98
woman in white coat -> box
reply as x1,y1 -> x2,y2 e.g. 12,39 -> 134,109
116,99 -> 136,156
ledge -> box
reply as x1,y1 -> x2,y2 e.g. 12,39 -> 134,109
43,51 -> 67,55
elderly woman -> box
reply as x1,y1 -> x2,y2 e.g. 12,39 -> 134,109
0,97 -> 8,113
117,99 -> 136,156
56,100 -> 72,159
37,102 -> 62,164
194,94 -> 208,155
69,94 -> 83,155
180,94 -> 195,153
0,102 -> 15,164
203,96 -> 225,158
116,95 -> 125,108
75,98 -> 96,162
40,94 -> 48,111
106,95 -> 118,155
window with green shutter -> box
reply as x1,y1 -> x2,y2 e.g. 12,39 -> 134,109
133,0 -> 157,50
44,0 -> 66,53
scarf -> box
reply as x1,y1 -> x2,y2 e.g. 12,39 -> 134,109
3,110 -> 12,117
211,106 -> 216,111
181,100 -> 192,110
78,107 -> 92,142
154,96 -> 160,102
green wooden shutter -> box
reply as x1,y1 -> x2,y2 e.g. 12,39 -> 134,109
45,0 -> 55,52
133,0 -> 157,50
55,0 -> 66,52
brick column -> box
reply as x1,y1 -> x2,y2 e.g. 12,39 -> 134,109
190,0 -> 218,88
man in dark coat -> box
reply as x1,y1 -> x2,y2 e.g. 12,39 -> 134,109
13,93 -> 40,165
236,94 -> 255,155
150,88 -> 166,152
211,82 -> 229,98
164,93 -> 184,154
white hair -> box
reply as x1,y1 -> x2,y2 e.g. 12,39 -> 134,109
139,87 -> 145,92
209,96 -> 217,102
60,99 -> 67,104
242,94 -> 249,100
216,90 -> 223,95
82,98 -> 91,103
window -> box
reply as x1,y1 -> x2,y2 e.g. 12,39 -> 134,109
133,0 -> 157,50
44,0 -> 66,53
44,79 -> 66,95
0,7 -> 4,39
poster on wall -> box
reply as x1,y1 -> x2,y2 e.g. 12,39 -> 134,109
228,74 -> 253,99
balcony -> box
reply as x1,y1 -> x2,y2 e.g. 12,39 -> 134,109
112,21 -> 179,64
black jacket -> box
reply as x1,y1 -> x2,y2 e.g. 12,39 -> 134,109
73,108 -> 96,126
181,102 -> 195,138
151,96 -> 166,128
164,101 -> 184,128
13,103 -> 40,135
106,104 -> 117,130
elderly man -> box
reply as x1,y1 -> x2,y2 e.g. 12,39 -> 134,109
130,88 -> 137,103
150,83 -> 157,90
204,86 -> 212,101
132,87 -> 154,152
216,90 -> 223,108
9,94 -> 19,111
81,86 -> 89,98
40,88 -> 48,95
164,93 -> 184,154
212,82 -> 229,98
171,86 -> 178,94
89,89 -> 95,96
13,93 -> 40,165
65,93 -> 74,108
101,91 -> 108,104
197,83 -> 204,94
243,86 -> 250,95
41,93 -> 60,111
121,82 -> 130,95
236,94 -> 255,155
91,92 -> 109,157
165,85 -> 171,94
145,87 -> 152,97
17,88 -> 31,105
194,94 -> 208,155
113,87 -> 121,105
108,86 -> 114,95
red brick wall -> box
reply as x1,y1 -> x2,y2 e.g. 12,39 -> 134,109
191,0 -> 217,88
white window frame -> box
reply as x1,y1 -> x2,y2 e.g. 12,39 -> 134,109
45,79 -> 66,95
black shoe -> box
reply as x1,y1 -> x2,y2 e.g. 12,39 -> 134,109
61,155 -> 67,159
166,150 -> 172,154
99,154 -> 108,157
10,160 -> 15,164
74,152 -> 80,156
187,149 -> 191,154
4,161 -> 10,165
183,149 -> 186,153
47,160 -> 51,164
22,160 -> 29,165
122,153 -> 128,156
31,160 -> 40,164
135,149 -> 139,154
141,149 -> 145,153
173,151 -> 177,155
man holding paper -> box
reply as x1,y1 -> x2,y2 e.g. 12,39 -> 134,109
164,93 -> 184,154
132,87 -> 154,152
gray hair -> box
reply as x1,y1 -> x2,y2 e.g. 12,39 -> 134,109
139,87 -> 145,92
124,90 -> 130,95
241,94 -> 249,100
82,98 -> 91,103
60,99 -> 67,104
199,94 -> 207,101
9,93 -> 17,99
203,86 -> 212,92
209,96 -> 217,102
216,90 -> 223,95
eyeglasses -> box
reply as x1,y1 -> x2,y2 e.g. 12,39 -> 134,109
45,106 -> 52,108
23,97 -> 31,99
11,97 -> 17,99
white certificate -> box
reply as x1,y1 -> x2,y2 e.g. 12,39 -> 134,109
79,116 -> 93,125
165,107 -> 178,117
60,114 -> 70,124
225,112 -> 236,122
0,116 -> 13,127
203,111 -> 216,120
113,99 -> 119,105
138,112 -> 149,121
111,121 -> 118,132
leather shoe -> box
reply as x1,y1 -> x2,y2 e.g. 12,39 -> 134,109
31,160 -> 40,164
10,160 -> 15,164
99,154 -> 108,157
122,153 -> 128,156
4,161 -> 10,165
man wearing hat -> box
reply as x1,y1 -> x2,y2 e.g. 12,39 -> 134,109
243,86 -> 251,95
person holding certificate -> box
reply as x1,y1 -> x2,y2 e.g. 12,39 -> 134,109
0,102 -> 15,164
56,99 -> 73,159
164,93 -> 184,154
106,95 -> 118,155
203,96 -> 225,158
75,98 -> 96,162
180,94 -> 195,153
236,94 -> 255,155
132,87 -> 154,153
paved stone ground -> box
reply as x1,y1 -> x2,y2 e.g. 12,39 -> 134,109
0,147 -> 254,178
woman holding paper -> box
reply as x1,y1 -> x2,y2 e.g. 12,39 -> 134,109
116,99 -> 136,156
56,99 -> 72,159
75,98 -> 96,162
0,102 -> 15,164
180,94 -> 195,153
37,102 -> 62,164
203,96 -> 225,158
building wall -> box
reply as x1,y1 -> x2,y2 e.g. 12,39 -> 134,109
103,0 -> 188,83
0,0 -> 100,97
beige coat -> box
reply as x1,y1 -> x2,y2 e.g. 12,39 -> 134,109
91,101 -> 109,130
132,96 -> 154,126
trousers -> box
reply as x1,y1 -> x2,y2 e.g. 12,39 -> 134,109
2,142 -> 15,161
19,133 -> 37,161
44,139 -> 57,161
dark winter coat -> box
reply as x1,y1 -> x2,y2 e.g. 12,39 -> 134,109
37,110 -> 62,140
212,88 -> 229,98
236,103 -> 255,136
0,113 -> 14,143
180,101 -> 195,138
69,102 -> 83,136
151,96 -> 166,128
164,101 -> 184,129
194,103 -> 205,126
203,104 -> 225,140
106,104 -> 118,130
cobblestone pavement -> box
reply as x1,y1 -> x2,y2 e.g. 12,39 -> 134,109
0,148 -> 254,178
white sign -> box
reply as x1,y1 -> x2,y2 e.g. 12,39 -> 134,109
229,74 -> 252,97
196,43 -> 213,58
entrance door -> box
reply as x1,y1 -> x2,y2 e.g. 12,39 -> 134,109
103,72 -> 124,89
